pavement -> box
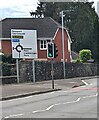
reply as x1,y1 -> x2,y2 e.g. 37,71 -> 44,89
0,76 -> 98,101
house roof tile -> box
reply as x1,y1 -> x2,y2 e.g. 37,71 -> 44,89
1,17 -> 61,39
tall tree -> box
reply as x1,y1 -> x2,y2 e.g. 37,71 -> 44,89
31,2 -> 99,62
30,2 -> 45,18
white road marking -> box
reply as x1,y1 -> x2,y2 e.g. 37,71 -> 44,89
81,80 -> 89,85
32,97 -> 81,113
4,113 -> 23,119
41,92 -> 55,95
77,97 -> 81,101
32,92 -> 97,114
46,105 -> 54,111
32,110 -> 46,113
82,93 -> 98,99
4,92 -> 98,118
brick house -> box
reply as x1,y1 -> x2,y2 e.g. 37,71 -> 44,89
0,17 -> 72,62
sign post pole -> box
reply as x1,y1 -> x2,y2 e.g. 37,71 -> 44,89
32,59 -> 35,83
11,29 -> 37,84
16,59 -> 19,84
51,59 -> 54,89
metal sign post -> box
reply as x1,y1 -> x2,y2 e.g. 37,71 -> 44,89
51,59 -> 54,89
32,59 -> 35,83
16,59 -> 19,84
11,29 -> 37,84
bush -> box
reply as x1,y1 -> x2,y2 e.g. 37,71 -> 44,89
76,58 -> 82,63
2,63 -> 12,76
1,54 -> 16,63
1,63 -> 16,76
79,49 -> 92,62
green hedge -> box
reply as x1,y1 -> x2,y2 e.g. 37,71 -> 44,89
1,54 -> 16,64
78,49 -> 92,62
2,55 -> 16,63
2,63 -> 16,76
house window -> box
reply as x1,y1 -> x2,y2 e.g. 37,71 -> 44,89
40,40 -> 47,50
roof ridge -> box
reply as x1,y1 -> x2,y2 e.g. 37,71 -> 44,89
49,17 -> 61,26
1,17 -> 59,39
1,17 -> 54,21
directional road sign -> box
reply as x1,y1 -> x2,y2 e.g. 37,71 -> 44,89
11,29 -> 37,59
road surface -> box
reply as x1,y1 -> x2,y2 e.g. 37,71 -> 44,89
1,78 -> 98,119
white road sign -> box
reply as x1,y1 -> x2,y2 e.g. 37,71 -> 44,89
11,29 -> 37,59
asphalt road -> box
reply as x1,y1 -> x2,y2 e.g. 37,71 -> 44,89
1,78 -> 98,119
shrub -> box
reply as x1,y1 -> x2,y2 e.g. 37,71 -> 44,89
2,63 -> 12,76
1,54 -> 16,63
79,49 -> 92,62
76,58 -> 82,63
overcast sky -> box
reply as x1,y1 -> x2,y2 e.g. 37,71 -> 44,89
0,0 -> 98,19
0,0 -> 39,19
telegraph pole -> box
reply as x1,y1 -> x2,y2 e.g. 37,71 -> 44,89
61,11 -> 66,79
61,10 -> 73,79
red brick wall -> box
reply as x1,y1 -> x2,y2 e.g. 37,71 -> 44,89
1,40 -> 12,55
53,28 -> 70,62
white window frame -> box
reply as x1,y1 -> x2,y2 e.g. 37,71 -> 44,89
40,40 -> 47,50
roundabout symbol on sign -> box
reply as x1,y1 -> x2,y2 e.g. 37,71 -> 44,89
13,43 -> 23,58
15,44 -> 23,52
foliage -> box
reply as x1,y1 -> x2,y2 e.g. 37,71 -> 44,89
1,62 -> 16,76
30,2 -> 45,18
31,2 -> 99,62
1,54 -> 16,64
0,54 -> 16,76
76,58 -> 82,63
2,63 -> 11,76
78,49 -> 92,62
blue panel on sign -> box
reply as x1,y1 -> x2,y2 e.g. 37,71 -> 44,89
12,39 -> 20,42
